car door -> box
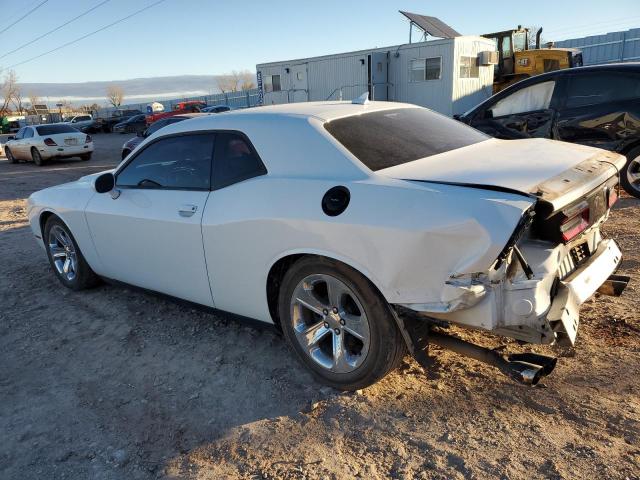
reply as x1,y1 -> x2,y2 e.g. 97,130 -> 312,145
84,132 -> 216,307
9,127 -> 26,158
21,127 -> 36,155
200,132 -> 268,317
469,79 -> 559,139
554,71 -> 640,151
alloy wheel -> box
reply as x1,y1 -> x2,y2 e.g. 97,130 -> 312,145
48,225 -> 77,281
290,273 -> 370,373
627,155 -> 640,196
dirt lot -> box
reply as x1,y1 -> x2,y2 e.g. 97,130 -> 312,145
1,133 -> 639,480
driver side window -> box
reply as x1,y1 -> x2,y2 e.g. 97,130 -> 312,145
116,133 -> 214,190
490,80 -> 556,117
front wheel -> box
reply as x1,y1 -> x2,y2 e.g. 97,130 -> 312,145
621,146 -> 640,199
31,147 -> 44,166
44,216 -> 100,290
80,153 -> 92,161
279,256 -> 406,390
5,147 -> 17,163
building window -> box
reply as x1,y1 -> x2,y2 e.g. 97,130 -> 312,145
409,57 -> 441,82
264,74 -> 281,93
459,56 -> 479,78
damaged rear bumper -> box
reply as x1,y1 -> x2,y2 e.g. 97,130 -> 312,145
546,239 -> 623,345
402,238 -> 625,346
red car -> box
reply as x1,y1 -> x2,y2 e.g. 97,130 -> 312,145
145,100 -> 206,125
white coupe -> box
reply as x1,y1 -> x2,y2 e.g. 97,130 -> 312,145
5,124 -> 94,165
27,101 -> 628,389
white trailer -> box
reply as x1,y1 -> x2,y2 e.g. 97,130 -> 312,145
257,36 -> 496,116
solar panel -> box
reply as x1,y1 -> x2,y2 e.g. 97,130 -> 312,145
399,11 -> 460,39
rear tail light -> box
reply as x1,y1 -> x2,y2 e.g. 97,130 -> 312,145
607,187 -> 618,208
560,200 -> 590,242
85,135 -> 92,143
43,138 -> 57,146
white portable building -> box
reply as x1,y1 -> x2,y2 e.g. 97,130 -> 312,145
256,36 -> 496,116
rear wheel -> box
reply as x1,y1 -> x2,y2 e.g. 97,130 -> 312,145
279,256 -> 406,390
621,146 -> 640,199
80,153 -> 92,161
121,149 -> 131,160
5,147 -> 17,163
44,216 -> 100,290
31,147 -> 44,166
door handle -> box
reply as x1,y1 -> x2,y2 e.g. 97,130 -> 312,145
178,204 -> 198,217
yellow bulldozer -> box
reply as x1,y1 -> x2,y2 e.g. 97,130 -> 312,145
482,26 -> 583,92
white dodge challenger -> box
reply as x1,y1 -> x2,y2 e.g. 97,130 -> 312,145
27,101 -> 628,389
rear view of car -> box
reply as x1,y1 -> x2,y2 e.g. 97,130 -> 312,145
5,124 -> 93,166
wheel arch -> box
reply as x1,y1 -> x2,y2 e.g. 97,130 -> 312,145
265,250 -> 388,329
38,209 -> 66,239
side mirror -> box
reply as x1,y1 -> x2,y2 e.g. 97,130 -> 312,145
7,135 -> 15,140
95,172 -> 115,193
485,109 -> 494,119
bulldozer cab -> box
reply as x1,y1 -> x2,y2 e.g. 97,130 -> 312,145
482,27 -> 530,78
483,26 -> 582,92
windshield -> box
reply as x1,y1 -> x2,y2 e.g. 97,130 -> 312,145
324,108 -> 488,171
36,124 -> 78,135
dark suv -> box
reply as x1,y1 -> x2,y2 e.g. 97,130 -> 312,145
458,63 -> 640,198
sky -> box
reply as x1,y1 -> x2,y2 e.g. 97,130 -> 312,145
1,0 -> 639,84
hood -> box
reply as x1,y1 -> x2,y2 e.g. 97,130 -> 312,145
377,138 -> 625,208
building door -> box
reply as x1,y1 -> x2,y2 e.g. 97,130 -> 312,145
290,64 -> 308,102
370,52 -> 389,100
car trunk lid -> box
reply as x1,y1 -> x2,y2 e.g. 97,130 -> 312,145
377,138 -> 625,212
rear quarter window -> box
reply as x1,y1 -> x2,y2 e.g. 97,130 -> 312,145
324,108 -> 488,171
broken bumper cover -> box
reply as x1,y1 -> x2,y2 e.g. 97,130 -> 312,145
403,239 -> 624,346
547,239 -> 622,345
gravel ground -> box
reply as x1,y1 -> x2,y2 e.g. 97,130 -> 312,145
0,133 -> 639,480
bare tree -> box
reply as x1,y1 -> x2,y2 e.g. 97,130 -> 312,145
12,87 -> 24,114
0,69 -> 19,116
240,70 -> 256,91
106,85 -> 124,107
216,74 -> 238,93
28,91 -> 41,107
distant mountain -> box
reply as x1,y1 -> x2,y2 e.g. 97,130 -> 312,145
17,75 -> 223,106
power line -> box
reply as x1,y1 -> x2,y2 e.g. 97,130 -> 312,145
0,0 -> 112,60
7,0 -> 168,69
544,16 -> 640,37
0,0 -> 49,35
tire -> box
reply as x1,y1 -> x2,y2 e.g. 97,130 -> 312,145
44,216 -> 100,291
80,153 -> 92,161
31,147 -> 44,166
278,256 -> 406,390
5,147 -> 17,164
121,149 -> 131,160
621,146 -> 640,199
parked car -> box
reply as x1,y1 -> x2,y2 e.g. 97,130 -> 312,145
145,100 -> 206,125
458,63 -> 640,198
64,114 -> 96,133
5,124 -> 93,165
121,113 -> 209,159
96,109 -> 143,133
27,101 -> 627,390
113,114 -> 147,134
202,105 -> 231,113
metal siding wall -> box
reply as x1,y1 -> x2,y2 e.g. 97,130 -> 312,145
256,37 -> 495,116
387,40 -> 454,115
555,28 -> 640,64
451,37 -> 496,115
308,54 -> 369,101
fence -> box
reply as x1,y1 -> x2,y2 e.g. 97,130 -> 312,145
97,88 -> 261,117
555,28 -> 640,65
